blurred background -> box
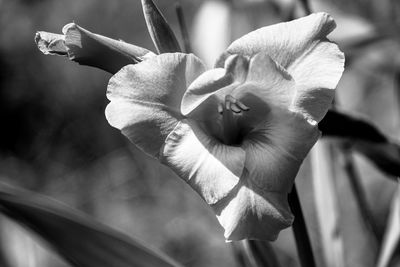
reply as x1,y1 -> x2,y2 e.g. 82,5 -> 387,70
0,0 -> 399,266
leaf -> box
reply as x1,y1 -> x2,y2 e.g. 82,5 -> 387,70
141,0 -> 181,53
376,181 -> 400,267
353,140 -> 400,178
309,140 -> 346,267
320,110 -> 387,143
0,184 -> 182,267
320,110 -> 400,177
308,140 -> 379,267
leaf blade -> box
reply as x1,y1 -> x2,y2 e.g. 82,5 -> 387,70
376,181 -> 400,267
0,185 -> 182,267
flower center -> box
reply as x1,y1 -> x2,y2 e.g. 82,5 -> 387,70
218,94 -> 250,145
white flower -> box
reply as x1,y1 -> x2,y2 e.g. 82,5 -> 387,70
105,12 -> 344,241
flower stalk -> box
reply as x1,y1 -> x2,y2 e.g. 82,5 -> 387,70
288,185 -> 316,267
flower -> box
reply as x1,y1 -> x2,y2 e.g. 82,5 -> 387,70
105,12 -> 344,241
35,11 -> 344,241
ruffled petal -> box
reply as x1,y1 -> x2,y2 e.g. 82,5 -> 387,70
106,53 -> 205,157
214,178 -> 294,241
243,108 -> 320,194
289,41 -> 344,122
239,53 -> 295,107
182,53 -> 297,143
181,54 -> 249,117
214,107 -> 320,241
180,68 -> 234,116
219,12 -> 344,122
160,119 -> 246,205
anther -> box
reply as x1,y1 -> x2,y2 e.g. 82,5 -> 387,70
218,103 -> 224,114
224,95 -> 250,114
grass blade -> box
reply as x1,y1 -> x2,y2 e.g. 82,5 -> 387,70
310,140 -> 345,267
0,184 -> 182,267
376,181 -> 400,267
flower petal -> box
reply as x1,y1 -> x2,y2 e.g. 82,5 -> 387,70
289,40 -> 344,122
214,107 -> 320,241
106,53 -> 205,157
214,178 -> 294,241
181,54 -> 249,117
160,120 -> 246,205
218,12 -> 344,122
243,108 -> 320,194
182,53 -> 297,142
240,53 -> 295,107
180,68 -> 234,116
35,32 -> 68,56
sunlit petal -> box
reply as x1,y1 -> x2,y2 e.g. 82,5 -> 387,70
160,120 -> 246,205
181,54 -> 249,117
214,178 -> 294,241
289,41 -> 344,122
239,53 -> 295,107
106,53 -> 205,157
219,12 -> 344,122
180,68 -> 234,117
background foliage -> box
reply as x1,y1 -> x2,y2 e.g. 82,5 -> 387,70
0,0 -> 399,266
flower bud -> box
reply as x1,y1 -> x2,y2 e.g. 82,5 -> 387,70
141,0 -> 182,53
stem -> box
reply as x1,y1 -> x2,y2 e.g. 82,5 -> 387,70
288,185 -> 316,267
175,1 -> 192,53
245,240 -> 281,267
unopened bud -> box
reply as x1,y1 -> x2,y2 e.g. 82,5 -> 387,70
141,0 -> 182,53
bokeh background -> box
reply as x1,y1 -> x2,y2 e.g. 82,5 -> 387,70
0,0 -> 399,266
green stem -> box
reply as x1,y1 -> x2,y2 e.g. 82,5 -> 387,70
288,185 -> 316,267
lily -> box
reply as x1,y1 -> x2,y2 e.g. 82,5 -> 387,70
36,12 -> 344,241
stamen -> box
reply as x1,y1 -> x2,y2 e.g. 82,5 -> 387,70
236,100 -> 250,111
218,103 -> 224,114
219,94 -> 250,144
230,103 -> 242,113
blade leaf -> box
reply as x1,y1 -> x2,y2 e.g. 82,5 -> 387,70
376,181 -> 400,267
0,184 -> 182,267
